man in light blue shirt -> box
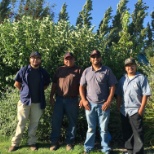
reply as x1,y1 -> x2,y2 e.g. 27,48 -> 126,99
116,57 -> 151,154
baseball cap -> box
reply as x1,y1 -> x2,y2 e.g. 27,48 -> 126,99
90,50 -> 101,57
64,52 -> 74,59
124,57 -> 136,66
30,51 -> 41,58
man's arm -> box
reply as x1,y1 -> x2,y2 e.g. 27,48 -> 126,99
102,85 -> 115,111
79,85 -> 90,110
116,95 -> 122,111
50,83 -> 56,106
138,95 -> 149,116
14,81 -> 22,90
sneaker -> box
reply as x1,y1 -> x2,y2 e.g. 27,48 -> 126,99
50,144 -> 59,151
29,144 -> 37,151
66,144 -> 73,151
8,146 -> 19,152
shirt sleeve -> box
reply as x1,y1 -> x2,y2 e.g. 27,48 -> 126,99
107,68 -> 117,86
80,69 -> 87,86
141,76 -> 151,96
14,70 -> 22,83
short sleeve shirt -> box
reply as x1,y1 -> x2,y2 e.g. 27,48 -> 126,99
53,65 -> 82,97
80,65 -> 117,103
116,72 -> 151,116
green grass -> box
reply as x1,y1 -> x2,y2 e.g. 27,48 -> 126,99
0,137 -> 154,154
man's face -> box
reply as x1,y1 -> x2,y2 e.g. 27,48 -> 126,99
29,56 -> 41,68
64,56 -> 75,67
90,54 -> 101,65
125,64 -> 137,75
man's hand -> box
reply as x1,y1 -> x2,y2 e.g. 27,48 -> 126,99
102,101 -> 111,111
79,100 -> 83,108
82,100 -> 90,110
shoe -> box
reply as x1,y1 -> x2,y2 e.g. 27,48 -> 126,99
66,144 -> 73,151
50,144 -> 59,151
8,146 -> 19,152
29,144 -> 37,151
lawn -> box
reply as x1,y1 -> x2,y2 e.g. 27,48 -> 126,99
0,136 -> 154,154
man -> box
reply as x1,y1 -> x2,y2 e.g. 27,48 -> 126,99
116,57 -> 151,154
50,52 -> 82,151
79,50 -> 117,154
9,51 -> 50,152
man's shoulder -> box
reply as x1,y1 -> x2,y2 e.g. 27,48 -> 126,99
84,66 -> 91,71
102,65 -> 112,71
18,65 -> 29,72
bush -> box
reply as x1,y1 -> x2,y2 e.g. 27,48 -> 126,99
0,87 -> 153,147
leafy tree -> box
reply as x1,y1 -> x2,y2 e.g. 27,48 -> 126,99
97,7 -> 112,36
97,7 -> 113,49
129,0 -> 149,52
111,0 -> 129,44
108,11 -> 134,79
58,3 -> 69,22
76,0 -> 92,28
145,23 -> 153,48
15,0 -> 54,20
0,0 -> 11,22
151,12 -> 154,36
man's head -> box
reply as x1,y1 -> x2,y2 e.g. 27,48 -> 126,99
90,50 -> 102,66
29,51 -> 41,68
124,57 -> 137,75
63,52 -> 75,67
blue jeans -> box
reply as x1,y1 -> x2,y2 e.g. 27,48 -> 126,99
50,96 -> 79,144
84,102 -> 111,153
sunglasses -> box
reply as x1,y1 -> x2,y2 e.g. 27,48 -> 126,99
90,55 -> 101,58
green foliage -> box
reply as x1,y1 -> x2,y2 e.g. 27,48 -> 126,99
0,0 -> 153,148
76,0 -> 93,28
0,0 -> 11,22
0,88 -> 18,136
58,3 -> 69,22
16,0 -> 54,20
0,16 -> 105,91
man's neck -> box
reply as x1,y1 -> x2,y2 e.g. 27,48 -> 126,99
30,65 -> 40,69
127,73 -> 135,77
92,64 -> 102,71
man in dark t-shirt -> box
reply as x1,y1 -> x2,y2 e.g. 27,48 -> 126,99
9,51 -> 50,152
50,52 -> 82,151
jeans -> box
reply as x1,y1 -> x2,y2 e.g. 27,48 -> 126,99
84,102 -> 111,153
50,96 -> 79,144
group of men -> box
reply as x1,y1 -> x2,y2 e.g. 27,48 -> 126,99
8,50 -> 151,154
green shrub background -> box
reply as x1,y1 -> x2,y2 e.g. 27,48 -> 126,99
0,16 -> 153,147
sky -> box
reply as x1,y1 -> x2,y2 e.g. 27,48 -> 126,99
49,0 -> 154,31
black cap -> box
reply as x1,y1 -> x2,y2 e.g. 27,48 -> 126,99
124,57 -> 136,66
30,51 -> 41,58
90,50 -> 101,57
64,52 -> 74,59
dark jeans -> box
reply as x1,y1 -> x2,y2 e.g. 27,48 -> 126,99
50,96 -> 79,144
121,113 -> 144,154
